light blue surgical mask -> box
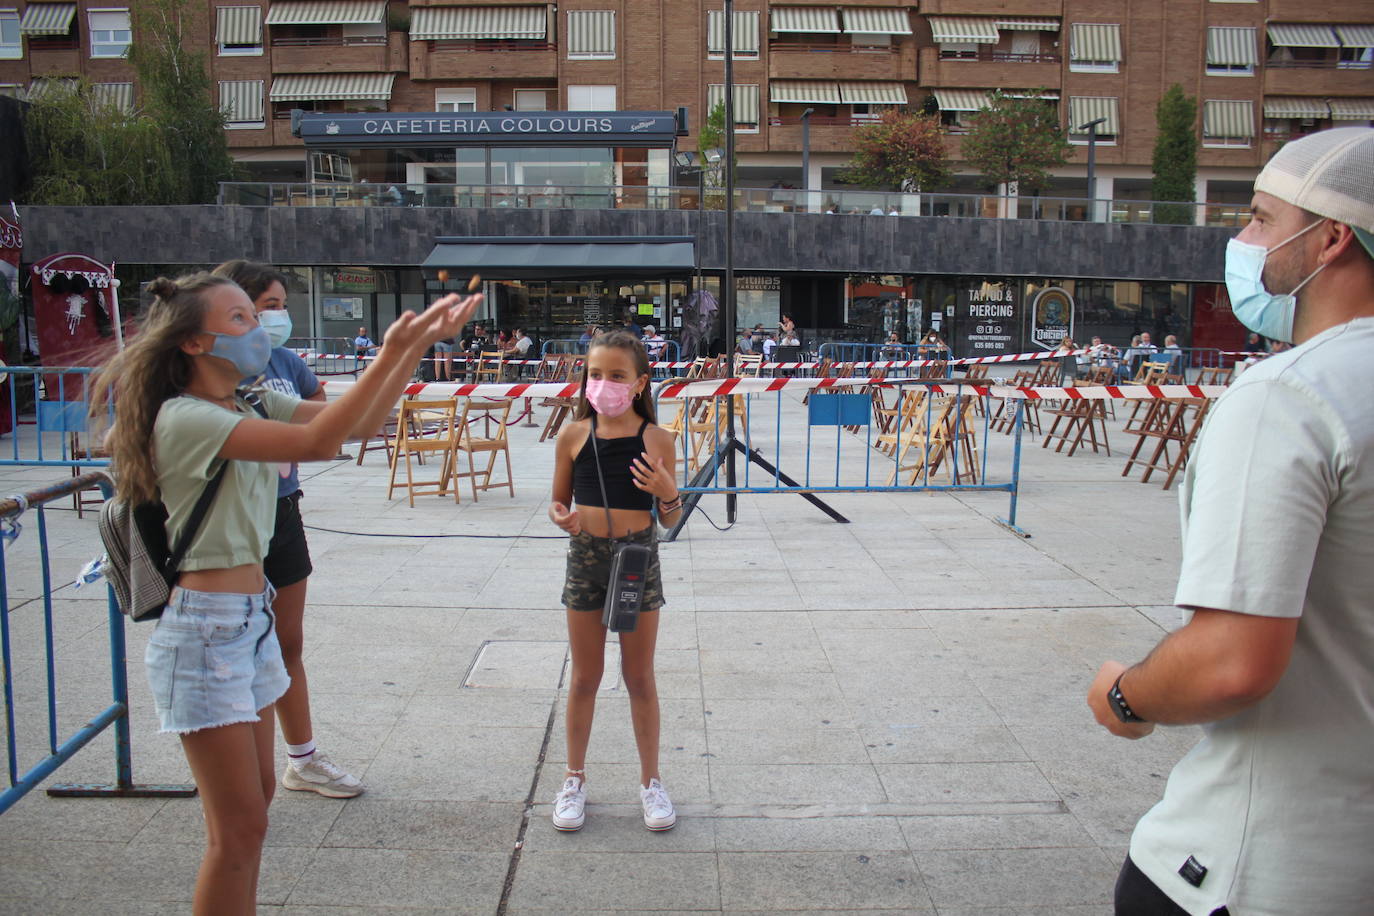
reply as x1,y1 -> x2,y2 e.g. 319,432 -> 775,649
1224,220 -> 1325,345
257,309 -> 293,348
206,325 -> 273,377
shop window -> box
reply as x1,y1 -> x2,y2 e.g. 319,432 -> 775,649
89,8 -> 131,58
0,10 -> 20,59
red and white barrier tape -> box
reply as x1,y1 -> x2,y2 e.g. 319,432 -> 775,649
319,376 -> 1227,402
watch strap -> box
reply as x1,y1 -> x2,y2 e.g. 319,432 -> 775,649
1108,672 -> 1147,723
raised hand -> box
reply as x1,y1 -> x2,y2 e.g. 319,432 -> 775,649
549,500 -> 582,535
631,452 -> 677,502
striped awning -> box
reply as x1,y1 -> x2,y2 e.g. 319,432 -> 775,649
934,89 -> 991,112
1329,98 -> 1374,120
771,7 -> 840,34
1203,100 -> 1254,138
18,3 -> 76,35
1335,25 -> 1374,47
1070,23 -> 1121,62
567,10 -> 613,56
708,10 -> 761,55
411,6 -> 546,40
1263,97 -> 1330,119
270,73 -> 395,101
1004,89 -> 1060,100
265,1 -> 384,26
1206,27 -> 1257,66
220,80 -> 265,121
1266,24 -> 1339,48
838,81 -> 908,105
769,80 -> 841,104
1068,96 -> 1120,135
707,83 -> 760,124
26,77 -> 76,100
216,6 -> 263,45
841,8 -> 911,35
995,18 -> 1059,31
93,82 -> 134,112
928,16 -> 998,44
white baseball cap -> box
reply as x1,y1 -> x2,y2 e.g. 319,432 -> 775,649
1254,127 -> 1374,259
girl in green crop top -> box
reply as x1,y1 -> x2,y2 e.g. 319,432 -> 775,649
88,273 -> 480,915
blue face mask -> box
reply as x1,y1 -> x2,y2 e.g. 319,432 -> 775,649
1224,220 -> 1325,345
205,325 -> 273,378
257,309 -> 293,348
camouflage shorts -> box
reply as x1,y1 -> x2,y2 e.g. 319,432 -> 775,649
562,527 -> 664,612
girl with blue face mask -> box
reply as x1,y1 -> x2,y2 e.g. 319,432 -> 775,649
88,272 -> 479,914
211,260 -> 364,800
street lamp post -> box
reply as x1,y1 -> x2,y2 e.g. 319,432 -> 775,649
1077,117 -> 1107,222
801,107 -> 815,211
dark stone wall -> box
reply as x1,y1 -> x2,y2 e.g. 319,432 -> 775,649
18,205 -> 1234,283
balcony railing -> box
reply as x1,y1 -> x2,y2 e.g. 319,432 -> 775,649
769,42 -> 899,54
428,40 -> 556,52
270,36 -> 387,47
768,115 -> 884,127
938,48 -> 1061,64
218,181 -> 1250,227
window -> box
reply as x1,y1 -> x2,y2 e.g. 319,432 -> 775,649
1339,46 -> 1372,70
1206,27 -> 1257,76
88,8 -> 131,58
1069,23 -> 1121,73
567,10 -> 614,59
1203,99 -> 1254,148
513,89 -> 547,111
707,10 -> 760,59
568,84 -> 615,111
436,88 -> 477,112
216,6 -> 262,55
707,83 -> 760,133
0,10 -> 20,59
1068,97 -> 1119,145
219,79 -> 265,128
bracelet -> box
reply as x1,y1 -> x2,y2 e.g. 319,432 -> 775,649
659,496 -> 682,512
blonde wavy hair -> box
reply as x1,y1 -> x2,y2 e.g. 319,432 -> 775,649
89,273 -> 236,504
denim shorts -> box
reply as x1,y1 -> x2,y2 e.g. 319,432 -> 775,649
145,586 -> 290,735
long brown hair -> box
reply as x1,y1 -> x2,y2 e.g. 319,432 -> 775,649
88,273 -> 236,503
211,259 -> 287,305
573,330 -> 656,424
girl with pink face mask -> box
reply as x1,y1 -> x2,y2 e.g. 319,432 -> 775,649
547,329 -> 683,833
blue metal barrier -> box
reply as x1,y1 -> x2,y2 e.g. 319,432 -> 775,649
655,376 -> 1027,538
817,342 -> 953,368
0,473 -> 195,816
0,367 -> 114,469
542,337 -> 682,368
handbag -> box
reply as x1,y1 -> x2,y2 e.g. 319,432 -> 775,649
589,414 -> 653,633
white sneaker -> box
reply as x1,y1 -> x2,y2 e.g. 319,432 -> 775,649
281,752 -> 364,799
552,776 -> 587,831
640,778 -> 676,831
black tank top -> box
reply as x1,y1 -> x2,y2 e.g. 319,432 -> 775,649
573,417 -> 654,511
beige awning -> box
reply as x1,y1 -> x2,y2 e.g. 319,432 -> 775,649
1329,98 -> 1374,119
934,89 -> 990,112
1266,24 -> 1340,48
216,6 -> 263,45
26,77 -> 76,100
265,1 -> 385,26
270,73 -> 395,101
1335,25 -> 1374,47
18,3 -> 76,35
220,80 -> 265,121
928,16 -> 998,44
838,81 -> 908,105
1263,97 -> 1330,119
567,10 -> 613,56
769,80 -> 841,104
995,18 -> 1059,31
1206,27 -> 1257,66
1068,96 -> 1120,135
771,7 -> 840,34
841,8 -> 911,35
1070,23 -> 1122,62
1003,89 -> 1060,100
93,82 -> 134,112
1203,100 -> 1254,138
411,6 -> 546,40
707,83 -> 760,124
708,10 -> 761,54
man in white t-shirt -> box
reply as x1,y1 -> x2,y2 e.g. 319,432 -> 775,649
1088,127 -> 1374,916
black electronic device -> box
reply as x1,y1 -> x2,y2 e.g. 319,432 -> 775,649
590,414 -> 650,633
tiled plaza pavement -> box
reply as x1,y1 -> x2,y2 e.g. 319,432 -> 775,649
0,388 -> 1197,914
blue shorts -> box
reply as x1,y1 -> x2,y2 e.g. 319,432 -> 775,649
144,586 -> 290,735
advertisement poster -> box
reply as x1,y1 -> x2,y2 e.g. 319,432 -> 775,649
1029,286 -> 1075,350
955,281 -> 1019,357
322,296 -> 363,320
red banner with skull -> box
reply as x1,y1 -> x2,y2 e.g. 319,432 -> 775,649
30,252 -> 119,402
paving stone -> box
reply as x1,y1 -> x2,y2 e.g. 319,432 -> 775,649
718,851 -> 931,911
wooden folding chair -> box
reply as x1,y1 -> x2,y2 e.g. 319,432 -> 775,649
456,398 -> 516,500
1121,393 -> 1212,490
356,397 -> 412,466
540,356 -> 585,442
474,350 -> 505,384
386,399 -> 462,507
69,431 -> 108,518
874,387 -> 927,456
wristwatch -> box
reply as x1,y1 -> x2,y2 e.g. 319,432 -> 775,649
1107,673 -> 1147,723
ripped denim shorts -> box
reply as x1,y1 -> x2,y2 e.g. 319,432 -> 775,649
144,585 -> 290,735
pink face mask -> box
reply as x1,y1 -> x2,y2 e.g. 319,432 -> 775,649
585,378 -> 636,417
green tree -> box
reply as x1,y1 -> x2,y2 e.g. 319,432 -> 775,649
695,101 -> 737,208
129,0 -> 239,203
840,109 -> 949,192
1152,84 -> 1199,225
24,81 -> 177,205
960,90 -> 1070,194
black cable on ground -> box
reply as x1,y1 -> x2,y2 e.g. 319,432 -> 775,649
303,524 -> 565,540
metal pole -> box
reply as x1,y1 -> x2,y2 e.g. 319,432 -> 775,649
723,0 -> 737,522
1086,126 -> 1097,220
801,107 -> 814,206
